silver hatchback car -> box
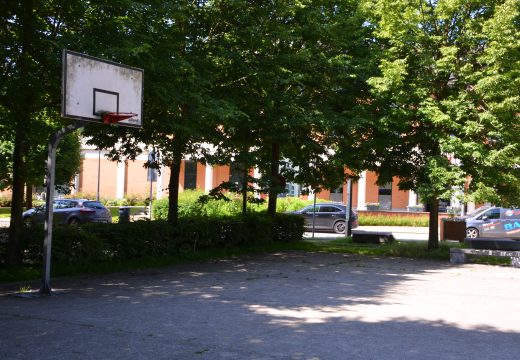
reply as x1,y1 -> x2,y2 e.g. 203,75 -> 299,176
23,199 -> 112,226
465,206 -> 520,239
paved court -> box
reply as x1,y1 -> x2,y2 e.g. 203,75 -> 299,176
1,251 -> 519,359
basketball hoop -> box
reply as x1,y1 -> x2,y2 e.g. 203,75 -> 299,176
102,112 -> 137,124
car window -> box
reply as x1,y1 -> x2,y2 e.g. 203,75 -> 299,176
320,206 -> 341,213
302,205 -> 318,213
502,208 -> 520,219
54,200 -> 67,209
63,200 -> 77,208
84,201 -> 104,209
467,206 -> 490,218
479,208 -> 500,220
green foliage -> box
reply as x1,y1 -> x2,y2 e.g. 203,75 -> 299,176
0,195 -> 11,207
13,214 -> 304,266
308,238 -> 456,261
65,192 -> 148,206
153,193 -> 329,220
358,214 -> 429,227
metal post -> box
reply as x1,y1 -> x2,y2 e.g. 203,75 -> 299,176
346,179 -> 354,237
312,189 -> 317,239
96,149 -> 101,201
149,178 -> 153,220
40,122 -> 83,295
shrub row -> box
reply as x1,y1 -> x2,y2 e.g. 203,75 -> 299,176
152,190 -> 326,219
18,214 -> 304,266
358,214 -> 429,227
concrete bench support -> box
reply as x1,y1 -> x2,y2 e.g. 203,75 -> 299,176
352,231 -> 395,244
450,248 -> 520,268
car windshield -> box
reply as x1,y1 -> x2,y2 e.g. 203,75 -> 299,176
466,206 -> 491,218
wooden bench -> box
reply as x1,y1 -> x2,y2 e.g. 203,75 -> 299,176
450,248 -> 520,268
351,230 -> 395,244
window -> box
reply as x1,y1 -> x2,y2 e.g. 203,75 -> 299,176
378,182 -> 392,210
84,201 -> 104,209
329,186 -> 343,202
480,208 -> 500,220
229,161 -> 244,188
184,160 -> 197,190
320,206 -> 342,213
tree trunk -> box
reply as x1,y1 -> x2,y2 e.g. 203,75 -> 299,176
25,183 -> 33,209
428,197 -> 439,250
6,133 -> 26,266
5,0 -> 35,266
267,142 -> 280,216
167,159 -> 181,225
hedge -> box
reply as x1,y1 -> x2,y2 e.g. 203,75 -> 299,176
16,213 -> 304,266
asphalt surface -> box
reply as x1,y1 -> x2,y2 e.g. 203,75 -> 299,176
0,217 -> 9,228
1,251 -> 520,359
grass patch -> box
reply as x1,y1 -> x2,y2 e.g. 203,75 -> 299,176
358,214 -> 429,227
0,241 -> 314,283
304,237 -> 456,261
466,255 -> 511,266
0,238 -> 464,284
0,239 -> 458,284
0,208 -> 10,218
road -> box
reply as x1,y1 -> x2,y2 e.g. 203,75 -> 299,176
305,225 -> 430,241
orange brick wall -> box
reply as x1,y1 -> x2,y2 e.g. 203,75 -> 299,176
317,190 -> 330,200
392,177 -> 409,209
212,165 -> 230,189
179,161 -> 185,191
79,158 -> 118,198
161,166 -> 171,196
365,171 -> 379,204
352,182 -> 359,208
197,163 -> 206,190
126,160 -> 148,196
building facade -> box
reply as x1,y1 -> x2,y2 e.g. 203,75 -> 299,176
76,146 -> 422,211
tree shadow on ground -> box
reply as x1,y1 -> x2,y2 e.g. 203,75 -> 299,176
1,251 -> 519,359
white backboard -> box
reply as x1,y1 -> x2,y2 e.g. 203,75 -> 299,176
62,50 -> 143,127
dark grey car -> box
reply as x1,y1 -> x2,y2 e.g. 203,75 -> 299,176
289,203 -> 359,234
23,199 -> 112,226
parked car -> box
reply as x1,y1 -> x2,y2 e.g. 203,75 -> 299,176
288,203 -> 358,234
465,206 -> 520,239
23,199 -> 112,226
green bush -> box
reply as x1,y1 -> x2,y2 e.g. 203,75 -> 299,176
16,213 -> 304,266
153,193 -> 323,220
0,195 -> 11,207
0,207 -> 11,217
275,197 -> 327,213
358,214 -> 429,227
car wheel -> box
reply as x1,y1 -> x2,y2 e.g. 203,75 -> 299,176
68,218 -> 80,226
466,227 -> 479,238
333,220 -> 346,234
23,217 -> 34,227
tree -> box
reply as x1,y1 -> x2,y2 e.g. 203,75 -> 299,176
469,0 -> 520,206
360,0 -> 519,249
208,0 -> 370,214
84,1 -> 227,224
1,0 -> 140,265
0,0 -> 76,265
1,130 -> 82,208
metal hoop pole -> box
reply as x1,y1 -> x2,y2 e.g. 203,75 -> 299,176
40,122 -> 84,295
